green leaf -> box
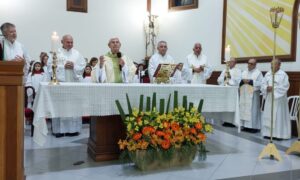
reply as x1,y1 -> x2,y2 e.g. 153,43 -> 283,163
126,93 -> 132,116
166,94 -> 171,114
174,91 -> 178,110
183,95 -> 187,110
139,95 -> 144,113
159,99 -> 165,115
115,100 -> 126,121
152,92 -> 156,110
146,96 -> 151,112
198,99 -> 204,113
189,102 -> 194,111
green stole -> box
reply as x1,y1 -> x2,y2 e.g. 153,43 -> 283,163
106,52 -> 122,83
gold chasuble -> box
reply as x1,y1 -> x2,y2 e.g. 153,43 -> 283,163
104,52 -> 122,83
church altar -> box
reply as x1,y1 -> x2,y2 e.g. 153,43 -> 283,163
33,82 -> 240,146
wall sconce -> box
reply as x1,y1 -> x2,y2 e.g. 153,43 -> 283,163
144,12 -> 159,57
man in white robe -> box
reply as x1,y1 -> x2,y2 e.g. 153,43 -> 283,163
261,59 -> 290,140
184,43 -> 212,84
217,57 -> 242,86
50,34 -> 86,138
239,58 -> 263,132
92,37 -> 136,83
149,41 -> 183,83
0,22 -> 31,83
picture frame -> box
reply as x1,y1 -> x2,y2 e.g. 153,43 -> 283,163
67,0 -> 87,13
168,0 -> 198,11
221,0 -> 299,63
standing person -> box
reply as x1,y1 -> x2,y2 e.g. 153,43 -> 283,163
92,37 -> 136,83
25,62 -> 49,107
261,59 -> 290,140
217,57 -> 242,86
0,22 -> 31,82
148,41 -> 175,83
239,58 -> 263,132
40,52 -> 50,76
184,43 -> 212,84
51,34 -> 86,138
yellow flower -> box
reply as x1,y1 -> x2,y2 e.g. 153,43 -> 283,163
205,124 -> 213,133
127,123 -> 132,131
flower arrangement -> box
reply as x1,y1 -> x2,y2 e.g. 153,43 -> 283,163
115,91 -> 213,170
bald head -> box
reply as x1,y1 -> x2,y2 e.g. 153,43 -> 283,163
247,58 -> 257,71
271,58 -> 281,72
61,34 -> 73,50
108,37 -> 121,54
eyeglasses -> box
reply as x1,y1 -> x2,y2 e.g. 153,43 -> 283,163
248,63 -> 255,65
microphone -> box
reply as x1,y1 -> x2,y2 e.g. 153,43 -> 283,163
117,52 -> 122,71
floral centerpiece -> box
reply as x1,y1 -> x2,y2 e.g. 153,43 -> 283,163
116,91 -> 213,171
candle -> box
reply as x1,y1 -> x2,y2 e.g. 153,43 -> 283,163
225,45 -> 231,61
51,31 -> 59,53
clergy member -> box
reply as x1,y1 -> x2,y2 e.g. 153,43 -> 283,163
0,22 -> 31,83
93,37 -> 136,83
217,57 -> 242,86
261,58 -> 290,140
184,42 -> 212,84
239,58 -> 263,132
51,34 -> 86,138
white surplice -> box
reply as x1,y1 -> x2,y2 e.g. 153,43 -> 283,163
261,69 -> 290,139
148,53 -> 175,83
217,67 -> 242,86
239,68 -> 263,129
50,47 -> 86,134
184,53 -> 212,84
0,38 -> 31,83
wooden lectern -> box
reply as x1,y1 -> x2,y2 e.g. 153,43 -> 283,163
0,61 -> 25,180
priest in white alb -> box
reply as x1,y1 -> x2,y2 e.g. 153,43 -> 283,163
184,43 -> 212,84
50,34 -> 86,138
217,57 -> 242,86
239,58 -> 263,132
261,59 -> 290,140
92,37 -> 136,83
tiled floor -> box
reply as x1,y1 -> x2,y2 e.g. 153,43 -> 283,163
24,123 -> 300,180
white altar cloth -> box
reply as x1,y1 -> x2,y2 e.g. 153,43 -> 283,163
33,82 -> 240,145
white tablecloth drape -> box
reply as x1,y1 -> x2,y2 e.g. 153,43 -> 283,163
33,82 -> 240,145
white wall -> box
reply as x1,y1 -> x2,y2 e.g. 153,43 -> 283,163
0,0 -> 299,71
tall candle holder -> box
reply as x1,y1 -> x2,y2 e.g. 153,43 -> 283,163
224,45 -> 231,86
258,6 -> 284,161
49,51 -> 59,85
286,12 -> 300,155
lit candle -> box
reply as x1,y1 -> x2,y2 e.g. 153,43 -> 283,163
51,31 -> 59,53
225,45 -> 231,61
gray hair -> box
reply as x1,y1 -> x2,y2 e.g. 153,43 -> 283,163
157,40 -> 167,48
0,22 -> 15,35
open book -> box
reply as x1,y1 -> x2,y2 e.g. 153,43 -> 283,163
153,63 -> 178,83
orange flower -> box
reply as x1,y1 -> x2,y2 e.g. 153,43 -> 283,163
163,121 -> 170,129
118,140 -> 127,150
197,133 -> 206,141
156,130 -> 165,137
136,116 -> 142,123
171,122 -> 180,131
142,126 -> 155,135
161,140 -> 171,149
163,133 -> 171,140
190,128 -> 197,135
133,133 -> 142,141
195,122 -> 202,130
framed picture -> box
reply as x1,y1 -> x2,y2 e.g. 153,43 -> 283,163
67,0 -> 87,13
221,0 -> 299,63
169,0 -> 198,11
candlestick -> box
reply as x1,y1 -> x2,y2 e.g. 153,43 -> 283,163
51,31 -> 59,53
225,45 -> 231,61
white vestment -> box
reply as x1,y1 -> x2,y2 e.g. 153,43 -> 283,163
148,53 -> 175,83
0,38 -> 31,83
217,67 -> 242,86
261,69 -> 290,139
239,68 -> 263,129
184,53 -> 212,84
92,52 -> 136,83
50,47 -> 86,134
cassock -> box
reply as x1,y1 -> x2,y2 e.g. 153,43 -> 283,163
50,47 -> 86,134
184,53 -> 212,84
217,67 -> 242,86
239,68 -> 263,130
0,38 -> 31,83
93,52 -> 136,83
261,69 -> 290,139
